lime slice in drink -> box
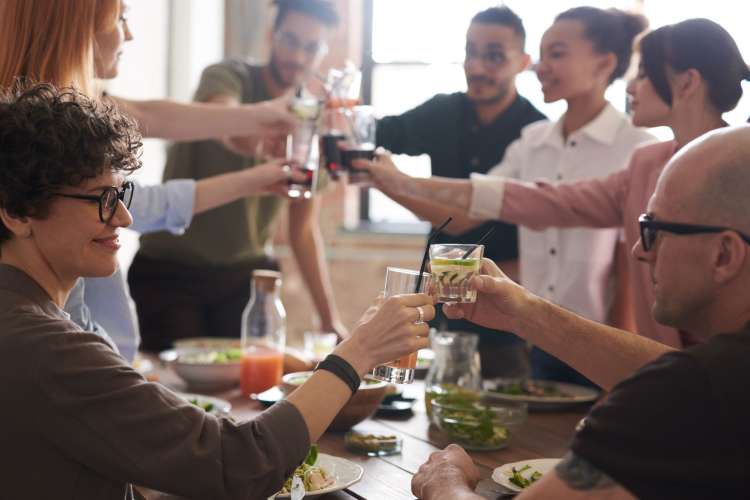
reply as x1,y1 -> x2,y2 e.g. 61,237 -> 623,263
431,258 -> 479,267
290,98 -> 321,120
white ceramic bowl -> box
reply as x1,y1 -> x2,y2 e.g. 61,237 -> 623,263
160,346 -> 241,391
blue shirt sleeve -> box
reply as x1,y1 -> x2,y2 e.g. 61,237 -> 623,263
64,278 -> 122,357
79,269 -> 139,363
129,179 -> 196,235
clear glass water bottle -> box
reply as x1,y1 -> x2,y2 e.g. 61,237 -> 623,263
240,270 -> 286,396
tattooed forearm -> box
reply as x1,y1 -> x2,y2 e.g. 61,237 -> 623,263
555,452 -> 617,490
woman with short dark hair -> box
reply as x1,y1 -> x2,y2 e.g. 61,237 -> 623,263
0,83 -> 434,499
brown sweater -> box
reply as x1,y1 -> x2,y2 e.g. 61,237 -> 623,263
0,264 -> 310,499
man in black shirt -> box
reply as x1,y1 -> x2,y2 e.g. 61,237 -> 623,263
411,125 -> 750,499
376,7 -> 546,378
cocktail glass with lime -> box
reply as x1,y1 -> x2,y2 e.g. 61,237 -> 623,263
429,244 -> 484,304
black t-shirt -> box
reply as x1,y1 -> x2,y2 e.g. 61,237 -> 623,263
572,330 -> 750,499
376,92 -> 546,262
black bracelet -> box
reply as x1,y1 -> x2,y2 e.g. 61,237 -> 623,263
314,354 -> 361,395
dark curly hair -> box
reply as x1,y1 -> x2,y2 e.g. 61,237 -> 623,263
0,82 -> 142,244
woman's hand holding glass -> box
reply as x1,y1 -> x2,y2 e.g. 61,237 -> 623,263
243,158 -> 308,196
333,293 -> 436,377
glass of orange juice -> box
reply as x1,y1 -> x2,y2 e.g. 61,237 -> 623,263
371,267 -> 432,384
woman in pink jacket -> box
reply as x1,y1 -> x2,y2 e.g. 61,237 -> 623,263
365,18 -> 749,348
468,18 -> 749,348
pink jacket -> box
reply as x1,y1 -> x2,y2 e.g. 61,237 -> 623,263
500,140 -> 681,347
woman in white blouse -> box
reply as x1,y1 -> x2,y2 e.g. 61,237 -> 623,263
362,7 -> 654,385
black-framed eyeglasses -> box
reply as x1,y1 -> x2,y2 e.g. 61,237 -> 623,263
53,181 -> 135,223
638,213 -> 750,252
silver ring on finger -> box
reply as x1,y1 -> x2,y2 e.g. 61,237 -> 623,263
415,305 -> 425,324
282,164 -> 292,181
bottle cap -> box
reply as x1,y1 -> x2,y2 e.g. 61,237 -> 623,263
252,269 -> 282,291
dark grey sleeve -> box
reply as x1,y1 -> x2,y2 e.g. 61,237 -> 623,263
35,327 -> 310,500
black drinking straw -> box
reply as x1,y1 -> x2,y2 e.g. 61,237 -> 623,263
415,217 -> 453,293
462,226 -> 496,258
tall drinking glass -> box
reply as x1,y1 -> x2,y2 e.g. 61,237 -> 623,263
341,105 -> 377,185
286,119 -> 319,200
371,267 -> 432,384
286,96 -> 321,199
429,244 -> 484,304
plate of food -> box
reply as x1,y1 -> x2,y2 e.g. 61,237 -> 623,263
175,392 -> 232,416
492,458 -> 560,493
482,378 -> 600,410
275,445 -> 363,498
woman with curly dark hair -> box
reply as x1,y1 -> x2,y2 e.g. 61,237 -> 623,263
0,83 -> 433,500
0,0 -> 321,361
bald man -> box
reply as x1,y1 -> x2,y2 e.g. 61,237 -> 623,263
412,125 -> 750,500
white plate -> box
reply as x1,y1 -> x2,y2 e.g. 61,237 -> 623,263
482,379 -> 600,410
175,392 -> 232,416
492,458 -> 560,492
275,454 -> 364,498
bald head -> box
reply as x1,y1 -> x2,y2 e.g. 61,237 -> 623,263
646,125 -> 750,337
658,125 -> 750,234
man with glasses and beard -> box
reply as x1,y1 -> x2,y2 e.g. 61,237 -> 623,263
412,125 -> 750,500
130,0 -> 347,352
375,6 -> 546,378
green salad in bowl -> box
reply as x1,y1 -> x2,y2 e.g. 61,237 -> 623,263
179,348 -> 242,364
430,385 -> 526,451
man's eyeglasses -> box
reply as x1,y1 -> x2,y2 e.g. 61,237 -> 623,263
54,182 -> 135,223
465,48 -> 507,69
274,32 -> 328,58
638,213 -> 750,252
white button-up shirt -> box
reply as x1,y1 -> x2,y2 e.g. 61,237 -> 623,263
469,104 -> 653,323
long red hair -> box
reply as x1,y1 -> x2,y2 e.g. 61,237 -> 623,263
0,0 -> 120,94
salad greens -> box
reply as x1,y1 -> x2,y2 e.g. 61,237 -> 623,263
437,403 -> 508,449
280,444 -> 334,494
180,348 -> 242,364
430,386 -> 509,449
425,384 -> 478,417
304,443 -> 318,466
188,398 -> 215,413
490,380 -> 569,398
508,465 -> 543,488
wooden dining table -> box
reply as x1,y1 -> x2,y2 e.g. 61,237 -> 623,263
138,356 -> 589,500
